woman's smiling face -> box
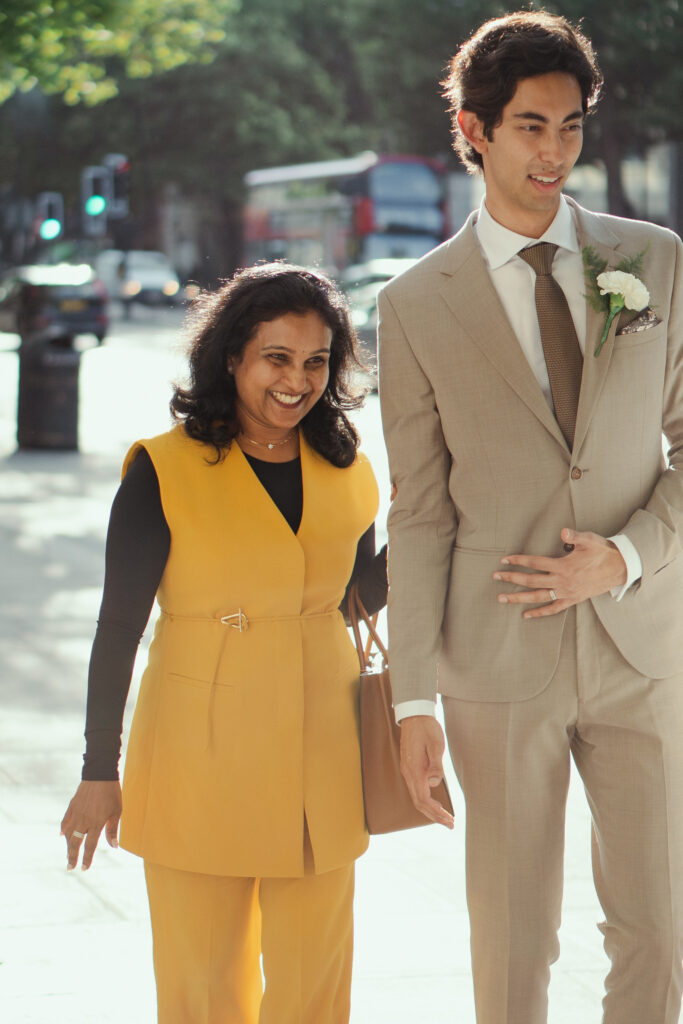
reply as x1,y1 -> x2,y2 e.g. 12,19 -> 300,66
230,310 -> 332,439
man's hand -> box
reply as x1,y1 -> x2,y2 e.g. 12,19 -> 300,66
399,716 -> 455,828
492,527 -> 628,619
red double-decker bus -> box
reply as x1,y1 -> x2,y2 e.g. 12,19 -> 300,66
243,151 -> 449,274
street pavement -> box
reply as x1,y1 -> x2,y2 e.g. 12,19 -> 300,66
1,311 -> 611,1022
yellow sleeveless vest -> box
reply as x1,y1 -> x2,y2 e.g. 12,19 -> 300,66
118,425 -> 379,877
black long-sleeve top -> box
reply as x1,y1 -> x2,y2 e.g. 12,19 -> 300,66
83,448 -> 388,781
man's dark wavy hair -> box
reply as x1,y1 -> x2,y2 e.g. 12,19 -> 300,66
442,10 -> 603,174
170,262 -> 365,467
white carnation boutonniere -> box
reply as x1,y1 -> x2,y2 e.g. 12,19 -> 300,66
594,271 -> 650,356
582,246 -> 650,357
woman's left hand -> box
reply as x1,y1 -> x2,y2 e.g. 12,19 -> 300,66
60,780 -> 122,871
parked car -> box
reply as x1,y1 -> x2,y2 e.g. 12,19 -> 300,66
0,262 -> 109,346
94,249 -> 181,307
341,258 -> 417,360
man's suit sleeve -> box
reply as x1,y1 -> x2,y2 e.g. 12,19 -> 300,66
619,233 -> 683,580
378,285 -> 458,705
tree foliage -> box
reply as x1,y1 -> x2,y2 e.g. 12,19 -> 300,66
0,0 -> 233,104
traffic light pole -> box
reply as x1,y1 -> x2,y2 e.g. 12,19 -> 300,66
35,191 -> 64,241
102,153 -> 130,220
81,165 -> 110,237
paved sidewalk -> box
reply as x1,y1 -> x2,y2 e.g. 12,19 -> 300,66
0,339 -> 611,1023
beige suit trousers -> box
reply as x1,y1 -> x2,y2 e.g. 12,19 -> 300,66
443,605 -> 683,1024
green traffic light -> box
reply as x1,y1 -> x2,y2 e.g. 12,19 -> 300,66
39,218 -> 62,240
85,194 -> 106,216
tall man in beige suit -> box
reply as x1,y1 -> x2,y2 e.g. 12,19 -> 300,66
378,11 -> 683,1024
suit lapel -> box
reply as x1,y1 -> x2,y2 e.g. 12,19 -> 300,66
438,220 -> 568,452
571,203 -> 625,456
439,203 -> 633,459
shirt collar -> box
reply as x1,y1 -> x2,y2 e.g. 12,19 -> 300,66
474,195 -> 579,271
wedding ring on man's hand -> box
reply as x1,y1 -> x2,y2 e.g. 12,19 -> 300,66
71,831 -> 86,839
548,589 -> 557,602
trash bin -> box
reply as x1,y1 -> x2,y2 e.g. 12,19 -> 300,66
16,341 -> 81,450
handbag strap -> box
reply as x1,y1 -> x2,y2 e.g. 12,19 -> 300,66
348,582 -> 389,671
348,584 -> 367,672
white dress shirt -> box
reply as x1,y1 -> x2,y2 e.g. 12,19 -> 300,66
394,197 -> 642,724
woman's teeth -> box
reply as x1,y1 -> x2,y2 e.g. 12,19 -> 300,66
271,391 -> 303,405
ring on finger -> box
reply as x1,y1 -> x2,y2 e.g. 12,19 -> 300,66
548,589 -> 557,602
71,830 -> 86,839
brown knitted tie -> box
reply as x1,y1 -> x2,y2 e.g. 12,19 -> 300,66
518,242 -> 583,447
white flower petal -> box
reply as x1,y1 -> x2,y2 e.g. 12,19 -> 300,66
596,270 -> 649,311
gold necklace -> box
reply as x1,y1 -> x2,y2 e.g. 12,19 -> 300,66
240,430 -> 296,451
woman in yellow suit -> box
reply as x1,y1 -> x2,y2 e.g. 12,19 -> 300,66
60,264 -> 387,1023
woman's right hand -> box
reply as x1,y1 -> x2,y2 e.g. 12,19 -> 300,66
60,781 -> 122,871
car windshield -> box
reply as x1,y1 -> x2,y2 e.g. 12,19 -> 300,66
342,258 -> 417,291
126,252 -> 171,267
21,264 -> 95,286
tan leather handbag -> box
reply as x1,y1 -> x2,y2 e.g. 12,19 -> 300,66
348,584 -> 454,834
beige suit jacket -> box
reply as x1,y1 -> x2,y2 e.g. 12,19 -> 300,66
378,198 -> 683,704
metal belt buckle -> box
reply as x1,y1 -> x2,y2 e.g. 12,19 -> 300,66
220,609 -> 249,632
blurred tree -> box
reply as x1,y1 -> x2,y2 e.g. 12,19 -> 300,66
0,0 -> 234,105
2,0 -> 683,273
356,0 -> 683,216
551,0 -> 683,216
6,0 -> 377,276
352,0 -> 500,159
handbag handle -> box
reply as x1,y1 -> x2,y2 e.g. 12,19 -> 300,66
348,582 -> 389,672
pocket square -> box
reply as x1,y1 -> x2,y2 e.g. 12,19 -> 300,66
616,308 -> 661,335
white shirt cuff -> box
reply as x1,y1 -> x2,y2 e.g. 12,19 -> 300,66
394,699 -> 437,724
608,534 -> 642,601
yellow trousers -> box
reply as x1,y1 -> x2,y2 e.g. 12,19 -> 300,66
144,845 -> 355,1024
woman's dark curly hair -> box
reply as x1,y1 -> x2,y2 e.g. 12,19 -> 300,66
442,10 -> 602,174
171,262 -> 366,467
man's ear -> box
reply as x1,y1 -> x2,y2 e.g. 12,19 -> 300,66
457,109 -> 488,156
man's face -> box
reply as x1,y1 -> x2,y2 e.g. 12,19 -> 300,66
461,72 -> 584,237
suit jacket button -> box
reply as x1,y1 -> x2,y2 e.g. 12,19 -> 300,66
571,466 -> 583,480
